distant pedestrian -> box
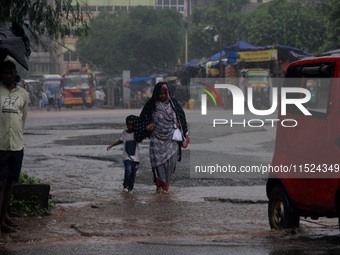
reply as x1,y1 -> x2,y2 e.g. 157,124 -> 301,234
107,115 -> 140,193
95,89 -> 101,108
81,89 -> 87,109
54,90 -> 62,111
46,86 -> 55,111
35,87 -> 43,110
28,85 -> 36,111
41,91 -> 47,108
0,60 -> 28,233
100,90 -> 105,107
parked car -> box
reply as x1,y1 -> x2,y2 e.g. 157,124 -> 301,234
266,53 -> 340,230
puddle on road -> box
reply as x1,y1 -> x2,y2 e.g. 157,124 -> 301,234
3,188 -> 340,253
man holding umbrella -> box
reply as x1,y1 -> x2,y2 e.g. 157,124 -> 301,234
46,86 -> 55,111
0,60 -> 28,233
0,21 -> 31,232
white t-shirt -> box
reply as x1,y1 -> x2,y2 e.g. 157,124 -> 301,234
120,130 -> 140,162
95,90 -> 101,100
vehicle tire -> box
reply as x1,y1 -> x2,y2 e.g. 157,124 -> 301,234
268,187 -> 300,230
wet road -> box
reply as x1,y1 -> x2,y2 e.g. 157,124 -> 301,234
1,108 -> 339,254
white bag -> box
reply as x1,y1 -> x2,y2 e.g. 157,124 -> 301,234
172,128 -> 183,142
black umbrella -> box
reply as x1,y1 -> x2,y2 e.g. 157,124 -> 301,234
0,21 -> 31,70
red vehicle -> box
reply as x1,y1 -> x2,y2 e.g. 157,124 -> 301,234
267,53 -> 340,230
62,71 -> 94,108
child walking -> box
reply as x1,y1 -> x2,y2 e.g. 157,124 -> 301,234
107,115 -> 140,193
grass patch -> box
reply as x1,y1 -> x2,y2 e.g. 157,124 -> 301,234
9,172 -> 56,217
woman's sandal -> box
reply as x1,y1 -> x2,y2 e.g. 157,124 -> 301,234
6,219 -> 20,229
156,187 -> 162,194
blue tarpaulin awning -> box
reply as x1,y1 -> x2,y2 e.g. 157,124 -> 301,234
224,41 -> 270,52
186,59 -> 198,67
185,58 -> 208,67
209,50 -> 237,65
124,77 -> 152,90
126,77 -> 152,83
210,51 -> 226,61
223,41 -> 311,62
276,44 -> 311,56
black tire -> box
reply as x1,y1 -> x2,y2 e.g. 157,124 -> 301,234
268,187 -> 300,230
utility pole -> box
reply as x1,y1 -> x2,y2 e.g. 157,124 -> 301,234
184,0 -> 190,64
219,27 -> 223,78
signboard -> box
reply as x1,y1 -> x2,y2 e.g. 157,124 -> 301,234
64,74 -> 90,78
238,49 -> 278,62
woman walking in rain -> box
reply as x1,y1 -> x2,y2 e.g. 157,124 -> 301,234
134,82 -> 189,193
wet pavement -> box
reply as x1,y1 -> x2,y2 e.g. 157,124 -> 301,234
1,108 -> 339,254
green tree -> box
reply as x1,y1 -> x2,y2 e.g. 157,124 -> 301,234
321,0 -> 340,52
76,7 -> 183,76
0,0 -> 90,47
238,0 -> 327,53
189,0 -> 249,59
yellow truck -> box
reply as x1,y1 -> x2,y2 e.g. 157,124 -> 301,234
240,69 -> 272,109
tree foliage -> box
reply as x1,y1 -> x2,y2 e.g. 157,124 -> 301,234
0,0 -> 90,47
238,0 -> 328,53
76,7 -> 183,77
322,0 -> 340,51
189,0 -> 339,57
189,0 -> 249,59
